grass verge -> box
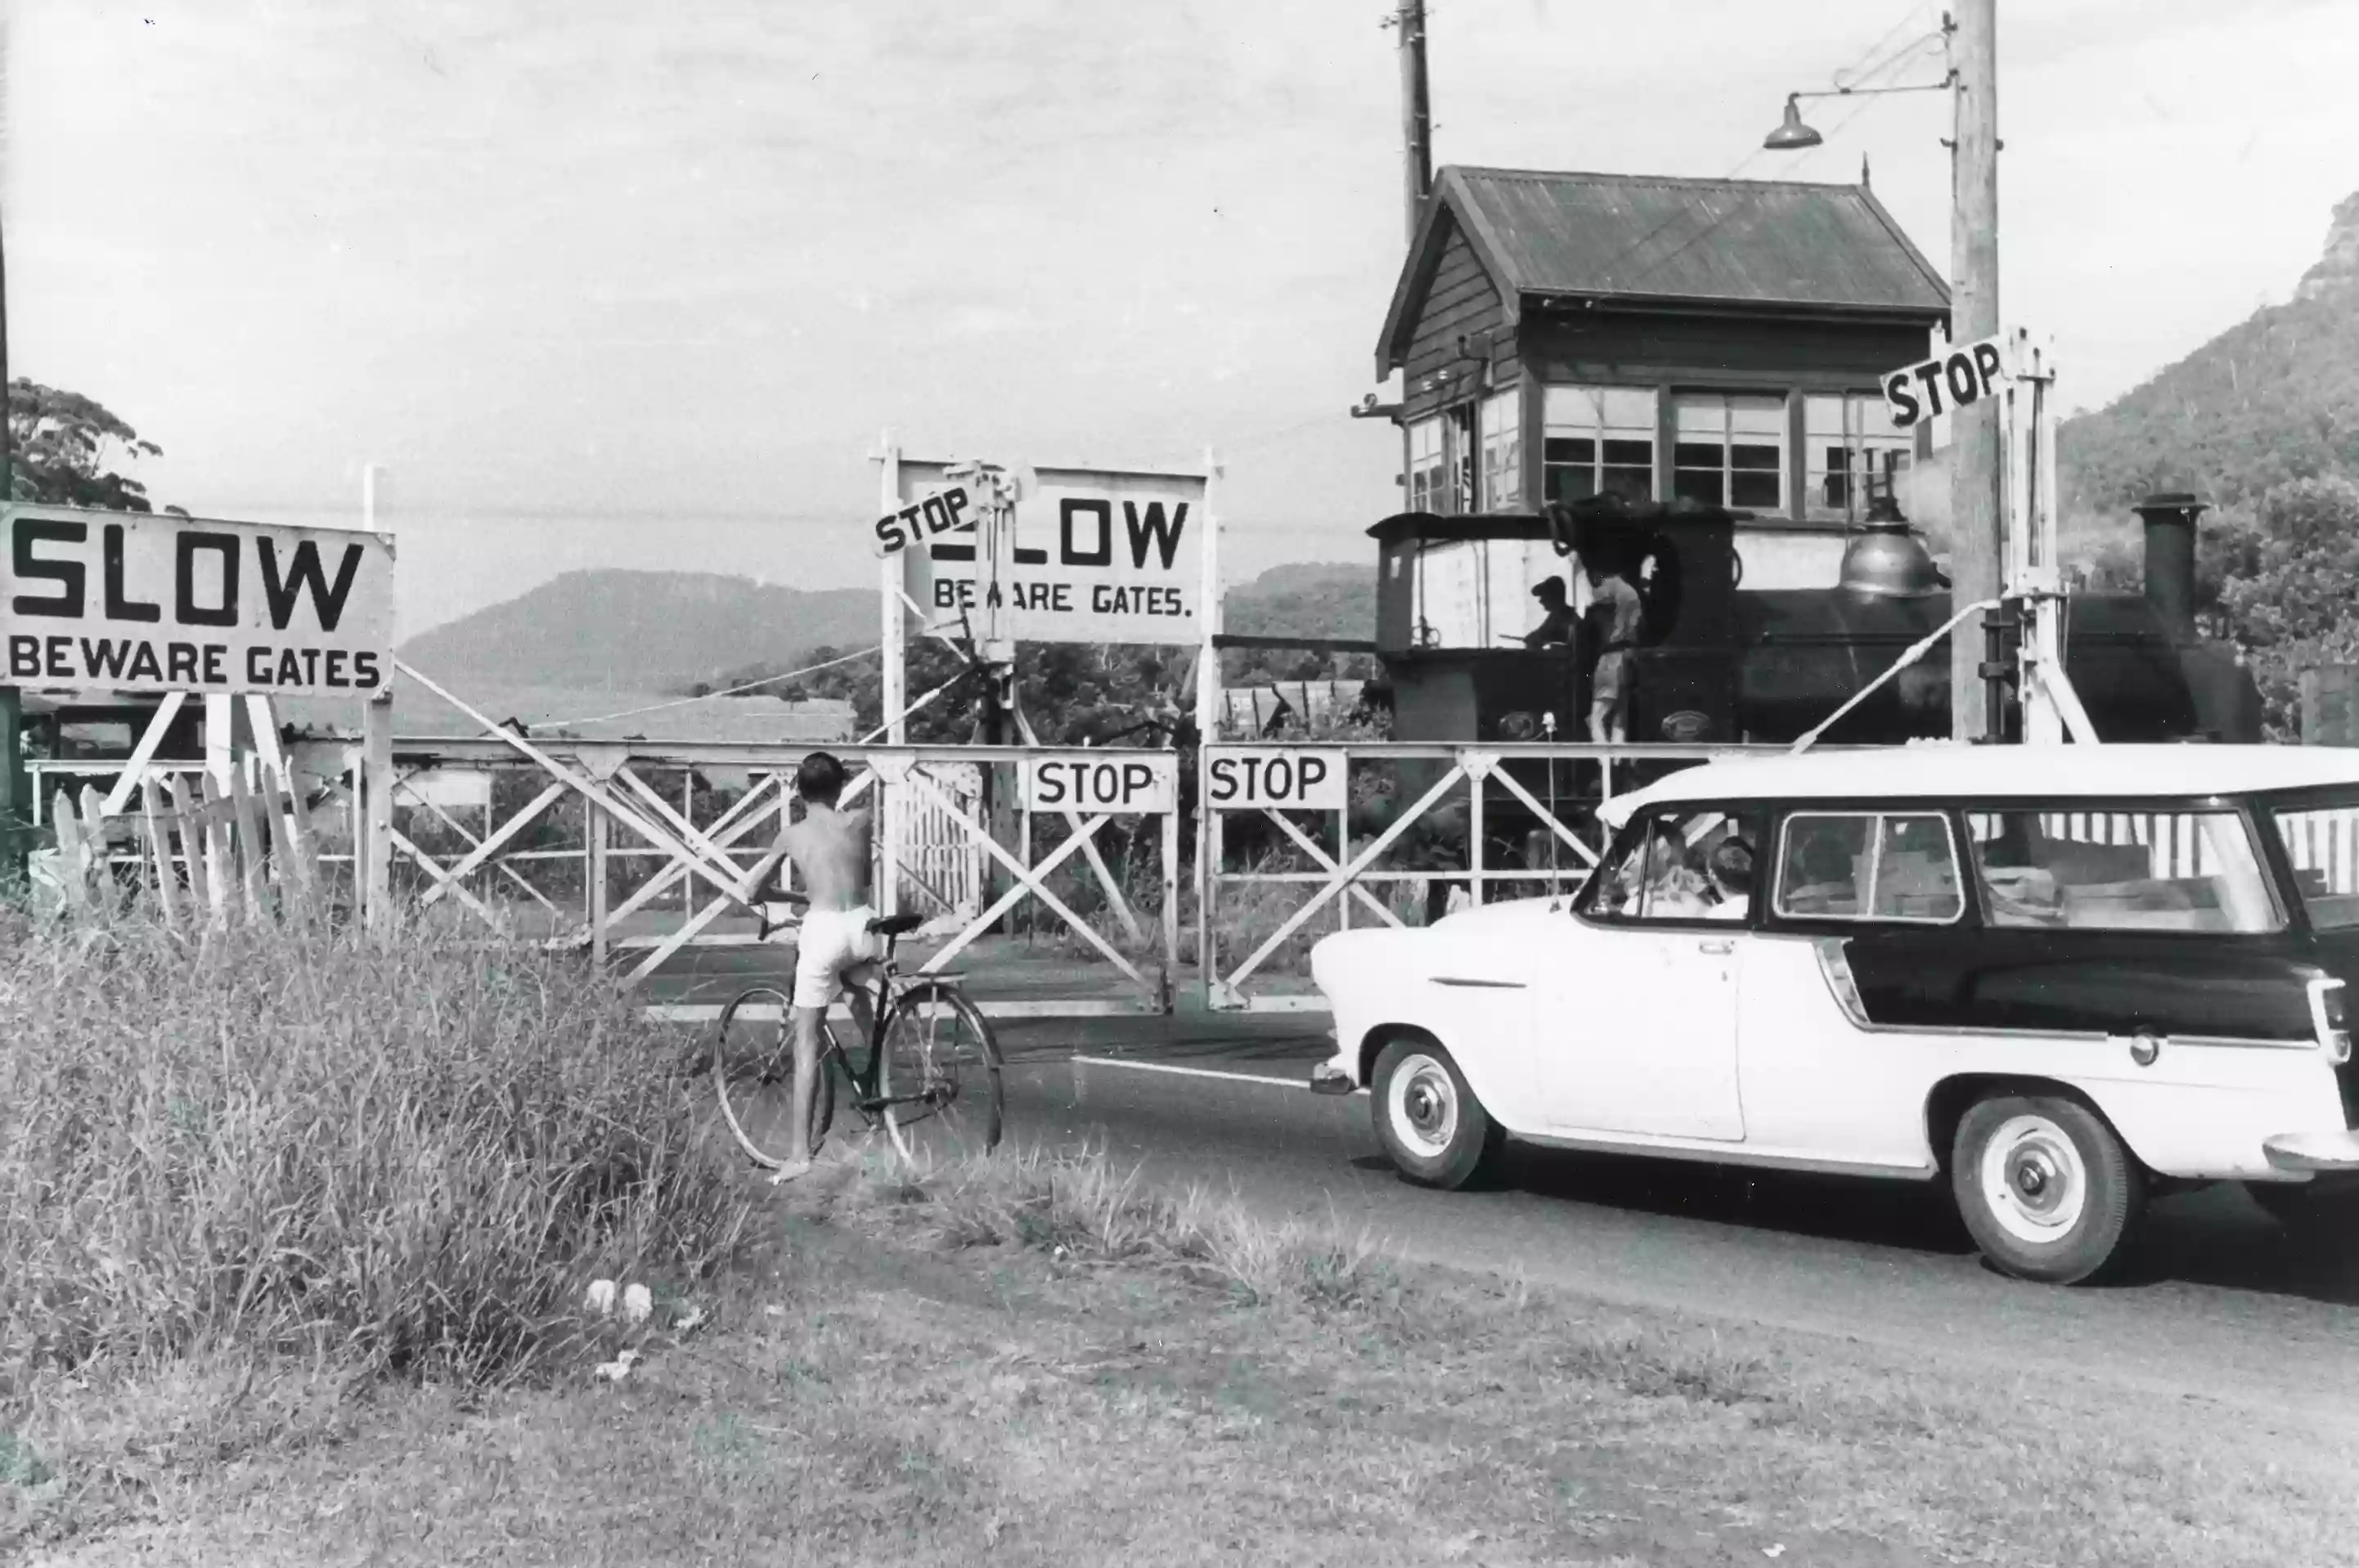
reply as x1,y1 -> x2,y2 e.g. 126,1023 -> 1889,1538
9,1132 -> 2356,1566
0,904 -> 753,1395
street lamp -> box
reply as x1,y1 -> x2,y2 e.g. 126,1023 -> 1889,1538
1759,75 -> 1957,151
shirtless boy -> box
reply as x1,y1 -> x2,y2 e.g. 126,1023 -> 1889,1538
735,751 -> 878,1182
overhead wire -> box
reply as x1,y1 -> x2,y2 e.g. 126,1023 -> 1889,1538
1566,2 -> 1946,293
1630,33 -> 1948,288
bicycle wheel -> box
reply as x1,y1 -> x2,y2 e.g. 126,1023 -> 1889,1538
876,979 -> 1004,1166
712,986 -> 836,1169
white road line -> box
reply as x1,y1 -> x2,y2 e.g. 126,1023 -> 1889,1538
1070,1056 -> 1368,1094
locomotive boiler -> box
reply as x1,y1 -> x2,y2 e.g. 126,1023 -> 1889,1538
1364,491 -> 2264,859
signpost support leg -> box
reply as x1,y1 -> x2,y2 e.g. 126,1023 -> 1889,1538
589,798 -> 610,966
0,685 -> 23,890
361,691 -> 394,934
1194,447 -> 1223,1004
876,430 -> 905,918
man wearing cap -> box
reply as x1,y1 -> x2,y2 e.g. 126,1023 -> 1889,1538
1516,577 -> 1578,649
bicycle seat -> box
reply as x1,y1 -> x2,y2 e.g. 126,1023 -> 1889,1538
867,912 -> 924,938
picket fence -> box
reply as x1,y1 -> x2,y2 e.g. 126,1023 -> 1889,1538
34,761 -> 329,930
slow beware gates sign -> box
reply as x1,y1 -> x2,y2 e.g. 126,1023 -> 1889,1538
892,460 -> 1206,648
0,504 -> 395,696
1881,335 -> 2013,430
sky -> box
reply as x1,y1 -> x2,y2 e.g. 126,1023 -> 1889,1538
7,0 -> 2355,639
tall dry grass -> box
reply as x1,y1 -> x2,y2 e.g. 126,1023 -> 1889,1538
0,901 -> 753,1392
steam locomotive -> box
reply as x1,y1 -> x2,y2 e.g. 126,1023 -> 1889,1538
1354,491 -> 2265,901
1368,490 -> 2263,761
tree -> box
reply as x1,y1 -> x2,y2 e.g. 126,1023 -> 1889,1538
7,379 -> 181,514
2211,476 -> 2359,737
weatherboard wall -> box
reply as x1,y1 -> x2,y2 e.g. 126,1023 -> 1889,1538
1398,210 -> 1521,429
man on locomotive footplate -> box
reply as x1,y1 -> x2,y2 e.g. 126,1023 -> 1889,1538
1584,555 -> 1644,744
1517,577 -> 1578,649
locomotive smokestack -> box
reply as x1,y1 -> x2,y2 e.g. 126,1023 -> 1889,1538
2132,492 -> 2207,644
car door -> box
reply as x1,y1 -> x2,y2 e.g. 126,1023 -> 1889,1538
1536,804 -> 1756,1141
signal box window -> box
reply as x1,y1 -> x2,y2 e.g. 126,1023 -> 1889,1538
1543,386 -> 1656,505
1480,389 -> 1521,510
1966,809 -> 2282,933
1804,393 -> 1913,522
1673,392 -> 1786,511
1405,418 -> 1445,512
1775,811 -> 1962,923
1584,806 -> 1760,924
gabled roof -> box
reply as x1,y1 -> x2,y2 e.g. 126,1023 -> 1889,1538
1378,166 -> 1952,376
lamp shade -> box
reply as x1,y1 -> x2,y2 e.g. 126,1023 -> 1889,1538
1763,95 -> 1824,151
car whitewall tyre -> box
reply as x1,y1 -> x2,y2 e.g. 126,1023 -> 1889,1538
1951,1094 -> 2144,1286
1370,1038 -> 1503,1190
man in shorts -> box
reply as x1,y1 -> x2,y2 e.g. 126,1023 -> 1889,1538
734,751 -> 879,1183
1584,557 -> 1644,744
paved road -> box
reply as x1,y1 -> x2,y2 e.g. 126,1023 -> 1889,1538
978,1050 -> 2359,1432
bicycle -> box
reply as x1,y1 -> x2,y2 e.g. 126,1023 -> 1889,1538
712,889 -> 1004,1174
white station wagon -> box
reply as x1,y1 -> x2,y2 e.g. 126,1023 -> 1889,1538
1305,744 -> 2359,1284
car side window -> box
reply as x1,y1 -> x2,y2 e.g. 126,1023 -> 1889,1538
1774,811 -> 1962,923
1584,806 -> 1760,925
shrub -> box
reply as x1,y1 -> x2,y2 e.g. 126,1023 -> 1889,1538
0,905 -> 752,1391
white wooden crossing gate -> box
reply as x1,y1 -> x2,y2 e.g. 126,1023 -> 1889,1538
384,661 -> 1181,1017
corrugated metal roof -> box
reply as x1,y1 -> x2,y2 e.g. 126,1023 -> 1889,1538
1380,166 -> 1950,373
1457,166 -> 1949,308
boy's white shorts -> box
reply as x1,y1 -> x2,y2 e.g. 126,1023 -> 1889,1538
792,905 -> 881,1010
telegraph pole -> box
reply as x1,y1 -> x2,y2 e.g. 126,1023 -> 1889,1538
1394,0 -> 1433,241
1948,0 -> 2002,741
0,137 -> 24,882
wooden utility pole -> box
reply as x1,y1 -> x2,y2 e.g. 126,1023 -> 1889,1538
0,158 -> 24,883
1948,0 -> 2002,741
1395,0 -> 1433,242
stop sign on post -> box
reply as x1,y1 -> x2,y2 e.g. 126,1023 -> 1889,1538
1881,335 -> 2014,429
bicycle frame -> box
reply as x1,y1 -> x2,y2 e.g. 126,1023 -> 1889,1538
753,894 -> 956,1119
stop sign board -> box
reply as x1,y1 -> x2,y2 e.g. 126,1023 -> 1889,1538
1881,335 -> 2014,429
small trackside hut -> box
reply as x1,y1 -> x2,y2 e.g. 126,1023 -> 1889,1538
1373,165 -> 1955,601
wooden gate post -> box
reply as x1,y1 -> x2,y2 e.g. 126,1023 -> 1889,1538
361,691 -> 395,932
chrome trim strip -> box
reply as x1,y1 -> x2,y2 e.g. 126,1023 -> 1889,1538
1518,1130 -> 1937,1182
1429,977 -> 1528,990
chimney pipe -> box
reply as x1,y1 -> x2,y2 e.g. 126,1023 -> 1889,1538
2132,492 -> 2206,643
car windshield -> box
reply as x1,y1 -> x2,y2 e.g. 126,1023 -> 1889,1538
2267,794 -> 2359,930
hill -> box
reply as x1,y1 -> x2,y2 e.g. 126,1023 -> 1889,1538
398,559 -> 1382,697
1222,560 -> 1377,676
2060,191 -> 2359,518
398,570 -> 875,693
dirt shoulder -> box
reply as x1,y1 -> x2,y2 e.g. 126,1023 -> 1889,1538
12,1150 -> 2356,1568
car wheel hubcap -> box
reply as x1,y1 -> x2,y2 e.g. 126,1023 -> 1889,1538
1979,1114 -> 2088,1244
1389,1054 -> 1458,1160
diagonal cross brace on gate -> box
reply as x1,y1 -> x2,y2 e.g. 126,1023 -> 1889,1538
394,769 -> 564,918
609,766 -> 894,978
594,769 -> 804,937
1486,762 -> 1602,871
1258,807 -> 1404,929
1216,759 -> 1470,1000
393,662 -> 758,928
895,761 -> 1163,1000
408,780 -> 570,912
